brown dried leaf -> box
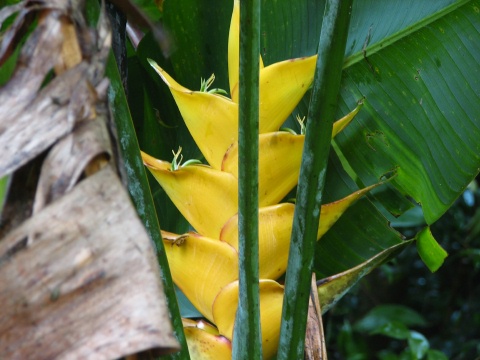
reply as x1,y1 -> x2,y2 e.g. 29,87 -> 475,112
0,62 -> 93,178
0,0 -> 179,358
0,166 -> 179,359
0,9 -> 63,105
54,16 -> 83,74
305,273 -> 327,360
32,118 -> 112,215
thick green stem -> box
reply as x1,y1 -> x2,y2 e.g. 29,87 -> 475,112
277,1 -> 352,359
106,54 -> 189,359
232,0 -> 262,359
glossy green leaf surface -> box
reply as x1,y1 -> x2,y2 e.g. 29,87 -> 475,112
336,1 -> 480,224
261,0 -> 480,225
315,152 -> 404,276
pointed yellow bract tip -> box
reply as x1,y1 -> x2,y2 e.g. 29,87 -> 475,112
141,150 -> 171,171
184,320 -> 232,359
259,55 -> 317,132
228,0 -> 240,102
148,58 -> 190,93
332,100 -> 364,138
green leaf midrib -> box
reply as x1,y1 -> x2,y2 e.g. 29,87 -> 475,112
343,0 -> 471,69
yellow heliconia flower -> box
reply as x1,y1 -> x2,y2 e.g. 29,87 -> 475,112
221,104 -> 362,206
142,0 -> 372,358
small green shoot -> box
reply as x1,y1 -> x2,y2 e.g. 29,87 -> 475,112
199,73 -> 228,95
170,147 -> 202,171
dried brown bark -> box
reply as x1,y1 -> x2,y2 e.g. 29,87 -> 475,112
0,0 -> 178,358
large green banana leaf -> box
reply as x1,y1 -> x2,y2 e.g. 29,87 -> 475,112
130,0 -> 479,278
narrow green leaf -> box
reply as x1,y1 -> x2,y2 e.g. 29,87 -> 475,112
277,1 -> 353,358
86,4 -> 189,356
416,226 -> 448,272
318,241 -> 411,314
232,0 -> 262,359
106,54 -> 190,359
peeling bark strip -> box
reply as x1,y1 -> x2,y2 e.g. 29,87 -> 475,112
33,119 -> 113,215
0,167 -> 178,359
305,273 -> 327,360
0,0 -> 179,358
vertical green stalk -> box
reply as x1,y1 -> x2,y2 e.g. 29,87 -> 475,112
87,5 -> 189,357
232,0 -> 262,359
106,54 -> 189,359
277,1 -> 352,359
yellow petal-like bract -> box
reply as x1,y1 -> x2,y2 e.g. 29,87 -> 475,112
162,231 -> 238,322
259,56 -> 316,133
148,60 -> 238,170
222,132 -> 304,206
142,151 -> 237,238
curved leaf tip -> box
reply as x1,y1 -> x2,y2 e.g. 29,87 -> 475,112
416,226 -> 447,272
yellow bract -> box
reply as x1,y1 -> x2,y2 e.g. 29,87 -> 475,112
222,132 -> 304,206
258,56 -> 317,133
148,61 -> 238,170
162,231 -> 238,322
142,151 -> 237,239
